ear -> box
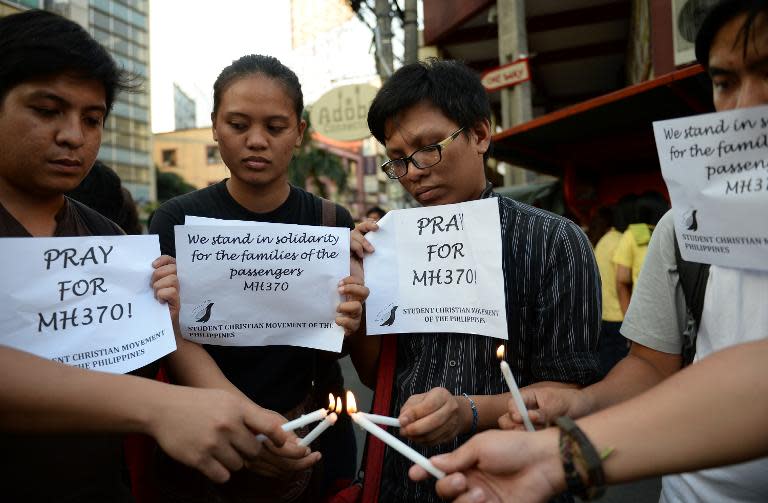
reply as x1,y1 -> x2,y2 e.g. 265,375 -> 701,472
211,114 -> 219,142
295,118 -> 308,148
470,118 -> 492,156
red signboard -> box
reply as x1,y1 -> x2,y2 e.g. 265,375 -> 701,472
481,58 -> 531,92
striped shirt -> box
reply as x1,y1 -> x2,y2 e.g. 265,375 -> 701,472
380,188 -> 602,502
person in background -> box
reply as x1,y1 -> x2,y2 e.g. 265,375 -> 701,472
592,205 -> 627,375
365,205 -> 387,222
613,191 -> 668,314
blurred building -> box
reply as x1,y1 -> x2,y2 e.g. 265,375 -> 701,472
173,83 -> 197,131
153,127 -> 228,190
422,0 -> 712,225
0,0 -> 154,202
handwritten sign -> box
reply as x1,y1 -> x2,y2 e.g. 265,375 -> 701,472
653,105 -> 768,270
0,235 -> 176,373
175,220 -> 350,352
364,198 -> 508,338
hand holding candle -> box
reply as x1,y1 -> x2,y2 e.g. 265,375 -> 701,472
497,345 -> 535,432
255,406 -> 328,443
299,394 -> 340,447
347,390 -> 445,480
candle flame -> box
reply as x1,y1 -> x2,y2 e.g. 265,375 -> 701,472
496,344 -> 505,360
335,396 -> 342,413
328,393 -> 335,411
346,390 -> 358,414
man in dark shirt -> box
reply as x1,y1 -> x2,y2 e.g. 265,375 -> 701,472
0,11 -> 288,502
352,59 -> 601,502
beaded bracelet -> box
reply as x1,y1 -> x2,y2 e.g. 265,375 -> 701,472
462,393 -> 478,435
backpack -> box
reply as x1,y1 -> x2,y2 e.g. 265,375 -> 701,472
673,230 -> 710,366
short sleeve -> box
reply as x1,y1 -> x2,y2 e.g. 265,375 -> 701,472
620,210 -> 687,354
148,202 -> 185,257
612,230 -> 634,268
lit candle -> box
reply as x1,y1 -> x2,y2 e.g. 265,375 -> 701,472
497,345 -> 535,432
298,394 -> 339,447
347,391 -> 445,480
360,413 -> 401,428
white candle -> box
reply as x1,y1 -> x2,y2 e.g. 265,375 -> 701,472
255,407 -> 328,442
298,412 -> 337,447
351,412 -> 445,479
500,359 -> 535,432
361,412 -> 401,427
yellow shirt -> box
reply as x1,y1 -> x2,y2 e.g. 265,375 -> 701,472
613,224 -> 653,287
594,228 -> 623,322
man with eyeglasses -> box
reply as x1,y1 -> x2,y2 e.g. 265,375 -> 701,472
351,59 -> 601,502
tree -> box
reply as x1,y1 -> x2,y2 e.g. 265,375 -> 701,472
156,170 -> 195,203
290,146 -> 348,200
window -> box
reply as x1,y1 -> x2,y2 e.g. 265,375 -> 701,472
162,149 -> 177,167
206,145 -> 221,165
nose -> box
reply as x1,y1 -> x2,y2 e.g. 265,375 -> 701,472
55,113 -> 85,149
735,76 -> 768,109
245,126 -> 268,150
403,160 -> 429,184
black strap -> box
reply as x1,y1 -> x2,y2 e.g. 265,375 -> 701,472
673,230 -> 710,366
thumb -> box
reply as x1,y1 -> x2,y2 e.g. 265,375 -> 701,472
245,408 -> 287,448
430,440 -> 480,473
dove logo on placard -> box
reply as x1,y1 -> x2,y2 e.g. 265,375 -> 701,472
193,300 -> 214,323
683,209 -> 699,232
376,304 -> 398,327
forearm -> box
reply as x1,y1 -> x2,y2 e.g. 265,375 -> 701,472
0,347 -> 167,434
616,281 -> 632,314
582,346 -> 678,414
580,340 -> 768,482
165,333 -> 244,398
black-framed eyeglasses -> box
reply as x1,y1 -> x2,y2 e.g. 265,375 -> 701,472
380,127 -> 465,179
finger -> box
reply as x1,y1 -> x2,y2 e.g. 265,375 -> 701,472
152,254 -> 176,269
401,390 -> 447,428
155,287 -> 178,306
212,443 -> 245,473
151,263 -> 177,285
197,457 -> 231,484
513,409 -> 544,425
454,487 -> 488,503
338,275 -> 364,287
339,284 -> 369,301
265,438 -> 312,459
152,275 -> 178,295
434,473 -> 472,500
336,300 -> 363,315
521,390 -> 539,409
430,443 -> 480,473
354,220 -> 379,234
245,409 -> 288,448
280,451 -> 321,471
398,394 -> 427,426
402,399 -> 454,439
408,463 -> 430,481
246,456 -> 284,478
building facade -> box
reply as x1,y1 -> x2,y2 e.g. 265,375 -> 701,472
173,83 -> 197,131
153,127 -> 228,191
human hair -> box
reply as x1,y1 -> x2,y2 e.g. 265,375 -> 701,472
367,58 -> 491,146
366,206 -> 387,218
0,9 -> 133,115
695,0 -> 768,67
211,54 -> 304,120
636,191 -> 669,227
67,161 -> 124,223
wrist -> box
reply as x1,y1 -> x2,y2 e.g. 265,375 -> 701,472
454,394 -> 474,434
531,428 -> 568,494
576,388 -> 598,418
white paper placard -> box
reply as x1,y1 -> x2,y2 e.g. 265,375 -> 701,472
0,235 -> 176,373
364,198 -> 508,338
653,105 -> 768,270
175,222 -> 349,352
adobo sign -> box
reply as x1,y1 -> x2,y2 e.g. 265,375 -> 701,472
310,83 -> 378,141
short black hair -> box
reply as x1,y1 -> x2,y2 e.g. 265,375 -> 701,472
695,0 -> 768,67
367,58 -> 491,146
212,54 -> 304,120
366,206 -> 387,217
0,10 -> 132,114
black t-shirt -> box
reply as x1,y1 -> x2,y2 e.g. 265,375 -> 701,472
149,180 -> 354,412
1,198 -> 135,503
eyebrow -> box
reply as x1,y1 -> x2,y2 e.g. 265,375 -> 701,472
27,91 -> 106,115
709,55 -> 768,78
385,129 -> 444,158
223,111 -> 292,122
